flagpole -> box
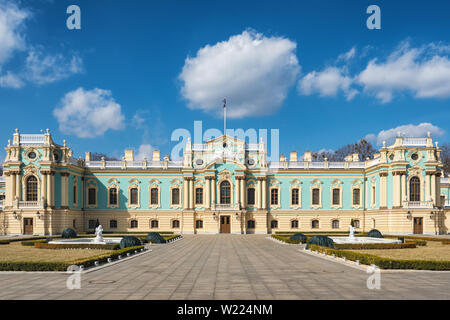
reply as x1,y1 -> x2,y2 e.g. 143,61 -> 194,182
223,98 -> 227,137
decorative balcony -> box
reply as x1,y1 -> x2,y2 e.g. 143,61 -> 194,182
402,201 -> 434,209
19,134 -> 45,145
17,201 -> 41,209
214,203 -> 241,211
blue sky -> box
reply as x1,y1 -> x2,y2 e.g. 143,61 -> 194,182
1,0 -> 450,161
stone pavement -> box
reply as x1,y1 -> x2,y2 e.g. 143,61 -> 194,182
0,234 -> 449,300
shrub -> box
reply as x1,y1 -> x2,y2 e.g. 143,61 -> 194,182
289,233 -> 307,243
35,242 -> 119,250
368,229 -> 383,238
146,232 -> 166,244
306,235 -> 334,249
120,236 -> 142,249
334,243 -> 416,250
271,235 -> 303,244
307,244 -> 450,271
0,240 -> 10,245
22,239 -> 47,246
62,228 -> 77,239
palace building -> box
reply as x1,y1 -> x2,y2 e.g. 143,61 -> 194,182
0,129 -> 449,236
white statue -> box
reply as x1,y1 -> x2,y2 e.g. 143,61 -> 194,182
94,225 -> 104,243
349,224 -> 355,239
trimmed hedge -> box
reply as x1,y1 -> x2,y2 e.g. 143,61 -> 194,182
306,235 -> 334,249
307,244 -> 450,270
368,229 -> 383,238
22,239 -> 48,246
0,240 -> 10,245
0,245 -> 145,271
271,234 -> 303,244
120,236 -> 142,249
34,242 -> 120,250
290,233 -> 307,243
334,242 -> 417,250
62,228 -> 77,239
146,232 -> 166,244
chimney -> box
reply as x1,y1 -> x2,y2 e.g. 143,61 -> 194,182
303,151 -> 311,162
152,150 -> 161,162
85,152 -> 91,162
290,151 -> 297,162
124,149 -> 134,161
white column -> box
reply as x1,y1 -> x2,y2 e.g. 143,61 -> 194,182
393,173 -> 400,207
425,174 -> 431,201
15,173 -> 20,201
205,177 -> 210,209
262,178 -> 267,210
240,178 -> 245,209
11,173 -> 16,202
380,173 -> 387,208
257,179 -> 261,209
42,173 -> 47,204
211,177 -> 216,209
401,174 -> 407,203
189,178 -> 194,209
431,174 -> 436,204
183,178 -> 189,209
236,177 -> 240,206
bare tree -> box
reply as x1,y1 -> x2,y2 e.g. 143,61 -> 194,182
440,143 -> 450,175
312,139 -> 377,161
90,153 -> 119,161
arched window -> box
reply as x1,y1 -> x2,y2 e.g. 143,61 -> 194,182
332,220 -> 340,229
291,220 -> 299,229
247,188 -> 255,205
130,220 -> 138,228
270,220 -> 278,229
172,220 -> 180,228
247,219 -> 255,229
312,219 -> 319,229
130,188 -> 138,205
109,188 -> 118,205
220,181 -> 231,204
26,176 -> 38,201
195,188 -> 203,205
410,177 -> 420,201
151,220 -> 159,229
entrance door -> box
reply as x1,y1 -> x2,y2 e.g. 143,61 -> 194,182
24,218 -> 33,235
220,216 -> 231,233
413,217 -> 423,234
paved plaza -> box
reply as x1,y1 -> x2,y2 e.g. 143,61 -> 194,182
0,235 -> 449,300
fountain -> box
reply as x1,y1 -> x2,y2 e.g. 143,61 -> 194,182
329,225 -> 401,244
49,225 -> 122,245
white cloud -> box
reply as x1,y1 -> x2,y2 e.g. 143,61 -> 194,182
357,42 -> 450,103
0,71 -> 23,88
25,48 -> 83,85
298,67 -> 358,101
134,144 -> 156,161
53,88 -> 125,138
337,47 -> 356,62
364,123 -> 445,146
0,0 -> 28,65
179,30 -> 300,118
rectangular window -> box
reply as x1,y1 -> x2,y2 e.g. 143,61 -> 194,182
353,188 -> 360,205
271,189 -> 279,205
353,220 -> 360,228
312,188 -> 320,205
172,188 -> 180,205
247,188 -> 255,205
151,220 -> 159,228
151,188 -> 158,205
291,188 -> 299,205
88,220 -> 96,229
195,220 -> 203,229
73,185 -> 77,205
109,188 -> 118,205
195,188 -> 203,205
372,186 -> 376,205
110,220 -> 117,228
332,188 -> 340,205
130,188 -> 138,205
88,188 -> 96,205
